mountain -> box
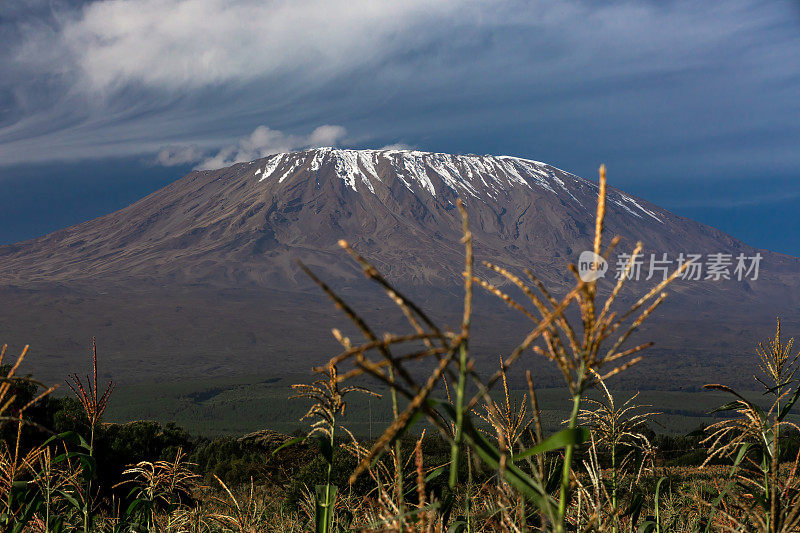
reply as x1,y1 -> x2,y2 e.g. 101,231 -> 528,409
1,148 -> 798,387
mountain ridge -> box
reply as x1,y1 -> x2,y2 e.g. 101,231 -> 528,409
1,148 -> 798,386
2,148 -> 786,287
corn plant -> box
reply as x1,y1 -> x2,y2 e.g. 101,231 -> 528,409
290,362 -> 378,532
65,337 -> 114,531
66,337 -> 114,457
29,436 -> 91,532
0,344 -> 57,531
701,318 -> 800,532
295,164 -> 688,532
211,475 -> 270,532
577,377 -> 656,531
116,448 -> 201,530
475,358 -> 534,459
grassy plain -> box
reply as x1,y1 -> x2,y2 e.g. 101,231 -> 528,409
103,373 -> 790,437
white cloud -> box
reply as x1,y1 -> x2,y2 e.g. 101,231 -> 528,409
306,125 -> 348,148
44,0 -> 468,92
155,144 -> 204,166
162,124 -> 348,169
37,0 -> 768,97
380,143 -> 414,151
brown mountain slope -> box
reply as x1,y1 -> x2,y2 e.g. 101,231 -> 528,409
1,149 -> 798,387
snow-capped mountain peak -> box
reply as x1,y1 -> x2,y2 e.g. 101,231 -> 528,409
250,148 -> 662,222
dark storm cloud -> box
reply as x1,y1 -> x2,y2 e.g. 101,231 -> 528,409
0,0 -> 799,252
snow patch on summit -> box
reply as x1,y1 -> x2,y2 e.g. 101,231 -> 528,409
617,193 -> 663,222
258,154 -> 284,183
333,150 -> 378,193
250,148 -> 663,224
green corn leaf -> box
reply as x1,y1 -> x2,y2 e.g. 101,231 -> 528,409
464,419 -> 554,513
314,484 -> 338,533
271,435 -> 307,455
654,476 -> 668,532
545,460 -> 564,493
54,490 -> 81,511
425,465 -> 447,483
513,427 -> 590,461
125,498 -> 148,519
638,520 -> 657,533
709,401 -> 745,414
448,521 -> 467,533
622,492 -> 644,518
705,385 -> 766,421
762,378 -> 798,395
316,435 -> 334,465
778,386 -> 800,421
43,431 -> 91,452
704,442 -> 750,533
441,491 -> 456,527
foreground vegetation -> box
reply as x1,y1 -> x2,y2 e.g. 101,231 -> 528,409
3,166 -> 800,531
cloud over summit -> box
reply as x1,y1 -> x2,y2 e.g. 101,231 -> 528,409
156,124 -> 348,169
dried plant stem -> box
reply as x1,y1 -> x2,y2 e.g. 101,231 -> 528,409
594,164 -> 606,258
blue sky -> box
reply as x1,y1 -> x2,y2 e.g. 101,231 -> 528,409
1,0 -> 799,254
